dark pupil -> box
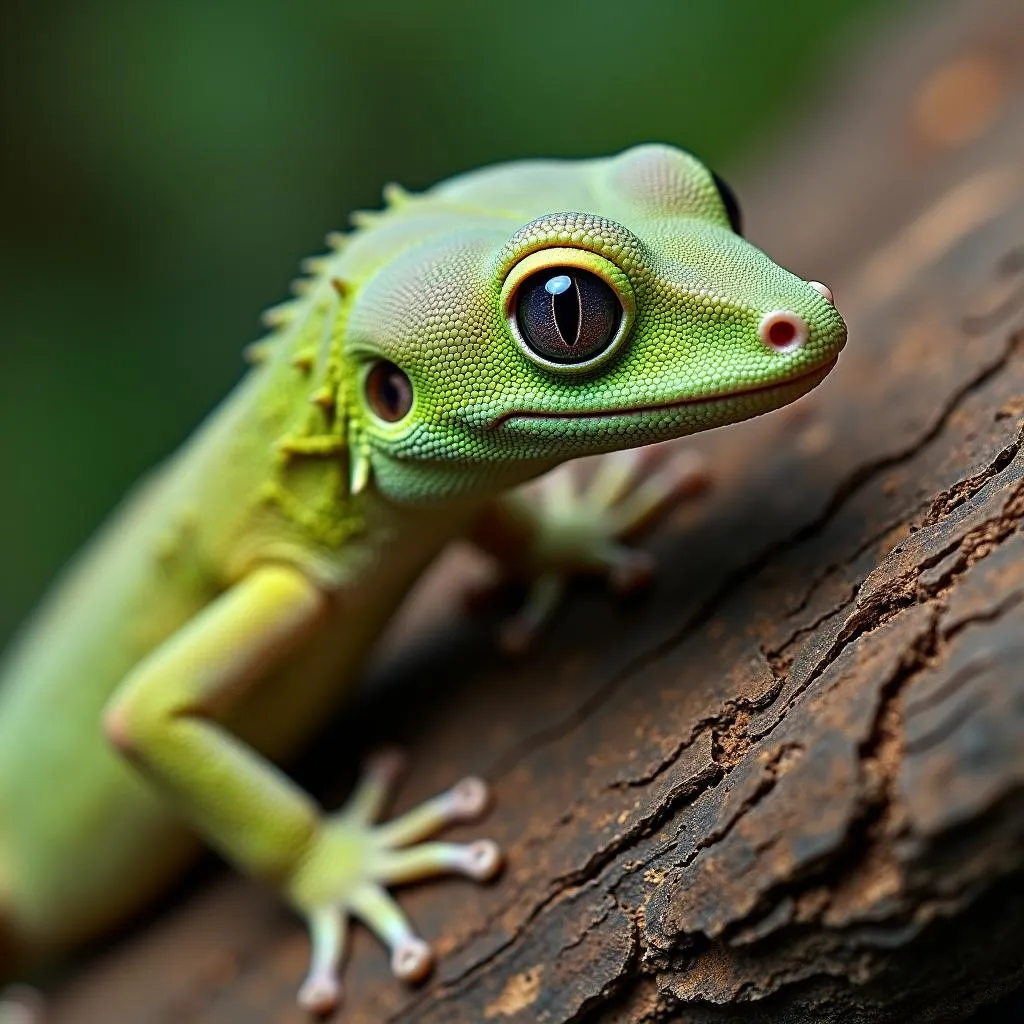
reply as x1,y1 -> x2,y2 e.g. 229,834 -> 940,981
366,360 -> 412,421
380,371 -> 402,410
515,268 -> 620,364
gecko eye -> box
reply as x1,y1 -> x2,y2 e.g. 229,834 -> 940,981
514,268 -> 622,364
365,360 -> 413,422
711,171 -> 743,235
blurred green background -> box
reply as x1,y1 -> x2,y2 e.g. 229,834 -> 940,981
0,0 -> 899,648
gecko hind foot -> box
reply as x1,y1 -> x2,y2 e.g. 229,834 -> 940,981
288,749 -> 501,1015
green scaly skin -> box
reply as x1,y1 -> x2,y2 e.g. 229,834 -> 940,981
0,144 -> 846,1014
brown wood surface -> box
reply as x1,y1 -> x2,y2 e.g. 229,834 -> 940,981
46,0 -> 1024,1020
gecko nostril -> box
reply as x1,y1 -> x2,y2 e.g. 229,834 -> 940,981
758,310 -> 808,352
808,280 -> 834,304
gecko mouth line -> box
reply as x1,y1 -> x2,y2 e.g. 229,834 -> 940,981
489,356 -> 838,428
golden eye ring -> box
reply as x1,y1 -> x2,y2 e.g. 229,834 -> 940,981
501,248 -> 636,375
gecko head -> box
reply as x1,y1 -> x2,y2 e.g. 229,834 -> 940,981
343,143 -> 847,503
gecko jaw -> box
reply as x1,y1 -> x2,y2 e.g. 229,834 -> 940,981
489,357 -> 838,429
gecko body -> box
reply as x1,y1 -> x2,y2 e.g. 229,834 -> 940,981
0,145 -> 846,1012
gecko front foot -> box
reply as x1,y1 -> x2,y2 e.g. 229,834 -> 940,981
286,750 -> 501,1015
484,445 -> 709,654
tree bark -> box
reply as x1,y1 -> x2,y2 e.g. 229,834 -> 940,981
49,0 -> 1024,1020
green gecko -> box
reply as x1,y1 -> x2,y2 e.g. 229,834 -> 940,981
0,144 -> 846,1015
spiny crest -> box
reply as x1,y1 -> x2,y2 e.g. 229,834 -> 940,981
382,181 -> 412,208
243,338 -> 275,366
350,180 -> 415,228
253,178 -> 422,498
255,229 -> 350,341
291,347 -> 317,375
252,176 -> 416,346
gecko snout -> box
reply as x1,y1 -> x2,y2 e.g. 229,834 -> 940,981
808,280 -> 834,303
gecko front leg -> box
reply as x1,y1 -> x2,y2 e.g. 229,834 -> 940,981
103,565 -> 500,1016
470,445 -> 709,652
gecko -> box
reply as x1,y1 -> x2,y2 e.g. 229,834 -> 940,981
0,144 -> 846,1015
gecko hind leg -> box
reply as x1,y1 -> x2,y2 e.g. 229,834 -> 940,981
289,750 -> 501,1015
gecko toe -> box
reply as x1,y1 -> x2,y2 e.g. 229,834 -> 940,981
607,549 -> 655,594
297,976 -> 342,1016
448,776 -> 490,818
391,936 -> 433,981
463,839 -> 503,880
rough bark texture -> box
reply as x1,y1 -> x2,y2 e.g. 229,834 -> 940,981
48,0 -> 1024,1020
